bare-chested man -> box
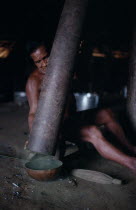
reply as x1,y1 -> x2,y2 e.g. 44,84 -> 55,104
25,41 -> 136,174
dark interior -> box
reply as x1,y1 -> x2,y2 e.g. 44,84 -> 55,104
0,0 -> 134,104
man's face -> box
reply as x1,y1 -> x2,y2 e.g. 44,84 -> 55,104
31,45 -> 49,74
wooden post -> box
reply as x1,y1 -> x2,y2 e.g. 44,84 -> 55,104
28,0 -> 88,154
127,27 -> 136,132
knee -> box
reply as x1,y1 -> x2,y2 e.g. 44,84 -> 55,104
80,125 -> 102,142
95,108 -> 115,125
80,125 -> 98,135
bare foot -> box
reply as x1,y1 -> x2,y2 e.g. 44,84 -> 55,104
128,157 -> 136,174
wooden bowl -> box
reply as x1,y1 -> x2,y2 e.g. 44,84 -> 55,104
25,155 -> 63,181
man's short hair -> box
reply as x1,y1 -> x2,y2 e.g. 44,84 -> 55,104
26,41 -> 49,56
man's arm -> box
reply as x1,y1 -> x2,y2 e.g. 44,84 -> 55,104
26,76 -> 39,131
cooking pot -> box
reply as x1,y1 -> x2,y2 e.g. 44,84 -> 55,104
14,91 -> 27,106
74,93 -> 99,111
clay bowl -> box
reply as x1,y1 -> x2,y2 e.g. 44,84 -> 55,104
25,155 -> 63,181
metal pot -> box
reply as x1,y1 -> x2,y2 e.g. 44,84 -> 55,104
74,93 -> 99,111
14,91 -> 27,106
25,155 -> 63,181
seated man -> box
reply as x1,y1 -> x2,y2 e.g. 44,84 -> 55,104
25,41 -> 136,174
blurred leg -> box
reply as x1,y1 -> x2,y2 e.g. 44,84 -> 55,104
95,108 -> 136,154
80,125 -> 136,173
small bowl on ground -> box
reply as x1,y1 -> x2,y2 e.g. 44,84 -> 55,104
25,155 -> 63,181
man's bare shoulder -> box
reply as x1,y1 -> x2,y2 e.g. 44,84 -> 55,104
29,69 -> 39,80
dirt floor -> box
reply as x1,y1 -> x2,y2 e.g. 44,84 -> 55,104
0,102 -> 136,210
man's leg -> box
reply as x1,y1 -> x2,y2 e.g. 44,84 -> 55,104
80,125 -> 136,173
95,108 -> 136,155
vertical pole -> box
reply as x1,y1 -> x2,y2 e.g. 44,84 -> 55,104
127,27 -> 136,132
28,0 -> 88,154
